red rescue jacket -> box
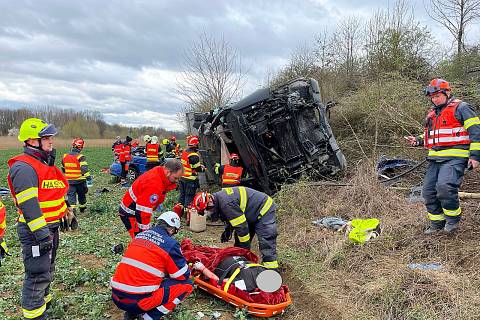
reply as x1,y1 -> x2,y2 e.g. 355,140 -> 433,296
424,99 -> 471,149
222,164 -> 243,186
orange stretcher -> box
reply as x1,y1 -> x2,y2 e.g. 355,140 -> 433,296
193,276 -> 292,318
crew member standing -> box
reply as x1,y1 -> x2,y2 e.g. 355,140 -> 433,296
120,136 -> 133,186
61,138 -> 92,231
214,153 -> 244,187
146,136 -> 164,171
178,135 -> 204,207
405,78 -> 480,234
8,118 -> 68,319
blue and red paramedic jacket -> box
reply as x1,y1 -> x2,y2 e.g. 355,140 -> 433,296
111,226 -> 190,308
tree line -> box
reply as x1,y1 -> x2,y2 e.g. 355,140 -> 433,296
0,107 -> 184,140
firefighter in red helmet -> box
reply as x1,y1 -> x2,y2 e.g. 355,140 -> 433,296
405,78 -> 480,234
61,137 -> 92,231
214,153 -> 244,187
178,135 -> 204,207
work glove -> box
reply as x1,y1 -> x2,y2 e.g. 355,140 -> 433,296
214,163 -> 220,175
220,225 -> 233,243
38,235 -> 53,255
0,239 -> 10,266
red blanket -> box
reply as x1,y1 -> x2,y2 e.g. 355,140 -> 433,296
181,239 -> 288,305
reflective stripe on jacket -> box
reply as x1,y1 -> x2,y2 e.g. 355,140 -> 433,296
62,153 -> 83,180
146,143 -> 161,162
8,154 -> 68,226
221,164 -> 243,185
111,227 -> 190,295
181,148 -> 201,180
0,201 -> 6,238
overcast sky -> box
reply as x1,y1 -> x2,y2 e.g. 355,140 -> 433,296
0,0 -> 478,131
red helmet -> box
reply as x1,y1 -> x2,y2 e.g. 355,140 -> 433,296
424,78 -> 451,96
229,153 -> 240,160
187,135 -> 199,146
72,138 -> 85,149
193,191 -> 210,211
170,136 -> 176,141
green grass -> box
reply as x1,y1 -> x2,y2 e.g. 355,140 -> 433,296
0,146 -> 210,319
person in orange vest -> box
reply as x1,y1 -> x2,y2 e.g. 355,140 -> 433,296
8,118 -> 69,319
112,136 -> 123,160
0,197 -> 10,267
405,78 -> 480,234
178,135 -> 204,207
61,138 -> 92,231
111,211 -> 193,320
119,159 -> 184,238
145,136 -> 164,171
170,136 -> 182,157
214,153 -> 244,187
120,136 -> 133,186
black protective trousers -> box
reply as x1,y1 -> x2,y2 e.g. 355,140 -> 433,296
234,210 -> 278,264
17,223 -> 60,320
177,179 -> 199,207
422,158 -> 468,226
67,181 -> 88,212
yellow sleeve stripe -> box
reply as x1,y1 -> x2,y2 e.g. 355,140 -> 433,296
79,161 -> 88,166
237,233 -> 250,242
464,117 -> 480,130
259,197 -> 273,217
0,219 -> 6,229
229,214 -> 247,227
239,187 -> 247,213
27,216 -> 47,232
263,261 -> 279,269
16,187 -> 39,204
470,142 -> 480,151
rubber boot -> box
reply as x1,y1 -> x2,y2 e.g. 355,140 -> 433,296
444,221 -> 459,233
424,221 -> 445,235
70,215 -> 78,231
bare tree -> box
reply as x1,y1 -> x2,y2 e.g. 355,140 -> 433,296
331,16 -> 363,78
175,33 -> 247,113
427,0 -> 480,55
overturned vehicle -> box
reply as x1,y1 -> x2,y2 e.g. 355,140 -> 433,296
193,78 -> 347,195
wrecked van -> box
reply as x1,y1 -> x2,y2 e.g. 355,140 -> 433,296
193,78 -> 346,195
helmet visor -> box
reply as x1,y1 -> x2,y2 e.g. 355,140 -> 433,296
38,124 -> 58,137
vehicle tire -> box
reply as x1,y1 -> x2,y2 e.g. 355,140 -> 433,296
127,167 -> 139,181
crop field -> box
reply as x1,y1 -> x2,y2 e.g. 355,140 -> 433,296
0,145 -> 237,320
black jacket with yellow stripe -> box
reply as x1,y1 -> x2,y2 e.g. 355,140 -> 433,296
212,186 -> 276,249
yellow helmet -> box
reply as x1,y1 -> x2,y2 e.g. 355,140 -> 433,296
162,138 -> 169,145
18,118 -> 58,142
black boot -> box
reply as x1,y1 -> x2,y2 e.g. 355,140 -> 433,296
424,221 -> 445,235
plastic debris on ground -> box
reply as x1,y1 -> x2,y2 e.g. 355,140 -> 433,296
211,311 -> 222,319
312,216 -> 348,230
339,218 -> 381,245
408,263 -> 443,271
376,155 -> 418,179
195,311 -> 205,319
408,186 -> 424,203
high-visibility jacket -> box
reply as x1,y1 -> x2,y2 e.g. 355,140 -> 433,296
221,164 -> 243,186
212,186 -> 276,248
8,154 -> 68,231
62,151 -> 90,181
423,99 -> 480,159
146,143 -> 163,163
119,166 -> 177,232
119,143 -> 132,162
0,200 -> 6,239
181,148 -> 202,180
111,226 -> 190,304
113,142 -> 123,156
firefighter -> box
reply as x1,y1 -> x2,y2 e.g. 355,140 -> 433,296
0,197 -> 10,267
8,118 -> 68,319
111,211 -> 193,320
145,136 -> 164,171
120,136 -> 133,186
163,138 -> 175,158
214,153 -> 244,187
112,136 -> 123,160
405,78 -> 480,234
193,187 -> 279,269
61,138 -> 92,231
119,159 -> 184,239
178,135 -> 204,207
143,134 -> 152,145
170,136 -> 182,157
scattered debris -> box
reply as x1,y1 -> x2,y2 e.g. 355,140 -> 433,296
312,217 -> 348,230
376,155 -> 418,179
0,187 -> 10,195
195,311 -> 205,319
94,187 -> 110,196
408,263 -> 443,271
339,218 -> 381,244
211,311 -> 222,319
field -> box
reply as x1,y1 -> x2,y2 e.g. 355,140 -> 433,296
2,142 -> 480,319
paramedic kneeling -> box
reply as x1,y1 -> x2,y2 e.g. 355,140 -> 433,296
111,211 -> 193,320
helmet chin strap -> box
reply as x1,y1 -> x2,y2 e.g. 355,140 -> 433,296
25,138 -> 44,151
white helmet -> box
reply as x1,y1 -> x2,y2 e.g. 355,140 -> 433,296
157,211 -> 181,229
151,136 -> 158,144
143,135 -> 152,143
